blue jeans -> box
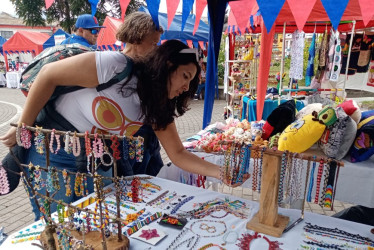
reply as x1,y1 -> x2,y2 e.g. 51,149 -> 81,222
25,142 -> 112,221
196,83 -> 205,97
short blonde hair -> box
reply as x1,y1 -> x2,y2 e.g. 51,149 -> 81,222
116,12 -> 164,44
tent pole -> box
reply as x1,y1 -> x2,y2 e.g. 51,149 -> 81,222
279,22 -> 286,98
343,20 -> 356,97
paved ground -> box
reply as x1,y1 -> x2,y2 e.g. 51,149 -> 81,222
0,87 -> 364,235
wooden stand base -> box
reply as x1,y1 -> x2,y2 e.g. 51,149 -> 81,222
40,228 -> 129,250
246,212 -> 289,238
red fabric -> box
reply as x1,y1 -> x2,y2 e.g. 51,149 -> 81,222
262,121 -> 274,140
97,16 -> 123,49
3,31 -> 49,55
256,20 -> 275,121
166,0 -> 180,30
229,0 -> 255,33
120,0 -> 131,20
357,0 -> 374,26
193,0 -> 207,35
287,0 -> 317,31
198,41 -> 205,50
227,9 -> 238,31
45,0 -> 54,9
338,100 -> 357,116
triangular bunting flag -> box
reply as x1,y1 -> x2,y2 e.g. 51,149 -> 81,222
198,41 -> 205,50
88,0 -> 100,16
321,0 -> 349,30
256,0 -> 286,32
146,0 -> 161,29
45,0 -> 54,9
287,0 -> 317,31
181,0 -> 194,31
192,40 -> 199,48
229,0 -> 255,35
357,0 -> 374,26
166,0 -> 180,30
120,0 -> 131,20
193,0 -> 207,35
186,40 -> 193,48
227,9 -> 238,34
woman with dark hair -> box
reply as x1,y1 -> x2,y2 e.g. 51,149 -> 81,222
1,39 -> 250,219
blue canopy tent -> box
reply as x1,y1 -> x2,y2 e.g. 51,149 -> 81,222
139,6 -> 209,43
0,36 -> 6,56
43,29 -> 70,49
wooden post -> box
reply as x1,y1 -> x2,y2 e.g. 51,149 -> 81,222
246,153 -> 289,237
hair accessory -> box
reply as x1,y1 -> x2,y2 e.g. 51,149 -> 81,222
179,48 -> 199,62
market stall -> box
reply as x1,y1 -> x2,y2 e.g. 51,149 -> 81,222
43,29 -> 70,49
2,175 -> 373,249
97,16 -> 124,51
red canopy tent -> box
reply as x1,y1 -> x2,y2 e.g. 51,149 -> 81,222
97,16 -> 123,51
3,30 -> 50,71
226,0 -> 374,121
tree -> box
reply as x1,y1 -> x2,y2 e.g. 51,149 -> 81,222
10,0 -> 142,33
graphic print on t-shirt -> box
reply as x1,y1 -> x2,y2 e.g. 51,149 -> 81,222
91,96 -> 143,136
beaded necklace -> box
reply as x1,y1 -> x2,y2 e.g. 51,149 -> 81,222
307,156 -> 317,202
314,159 -> 325,204
189,220 -> 227,238
278,151 -> 287,205
166,227 -> 193,250
236,232 -> 283,250
170,196 -> 194,214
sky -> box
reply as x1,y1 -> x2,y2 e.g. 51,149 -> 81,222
0,0 -> 207,17
1,0 -> 17,16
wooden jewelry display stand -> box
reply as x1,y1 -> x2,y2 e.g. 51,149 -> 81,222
246,154 -> 289,237
246,151 -> 343,238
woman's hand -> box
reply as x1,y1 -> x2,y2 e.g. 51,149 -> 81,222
0,126 -> 17,148
221,173 -> 251,187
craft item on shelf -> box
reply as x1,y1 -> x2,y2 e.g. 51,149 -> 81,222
229,63 -> 243,86
289,30 -> 305,80
131,225 -> 167,245
189,220 -> 227,238
303,222 -> 374,247
0,165 -> 10,195
34,126 -> 45,154
236,232 -> 283,250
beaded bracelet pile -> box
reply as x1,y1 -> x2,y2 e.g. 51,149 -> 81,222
0,166 -> 10,195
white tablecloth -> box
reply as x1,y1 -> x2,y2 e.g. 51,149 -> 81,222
5,72 -> 21,89
1,175 -> 373,249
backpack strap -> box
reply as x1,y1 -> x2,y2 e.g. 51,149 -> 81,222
96,54 -> 133,92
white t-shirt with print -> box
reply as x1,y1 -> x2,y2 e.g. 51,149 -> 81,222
54,51 -> 144,136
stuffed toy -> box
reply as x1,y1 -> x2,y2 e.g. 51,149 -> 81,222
350,110 -> 374,162
318,105 -> 337,126
337,99 -> 361,124
251,121 -> 265,140
262,100 -> 297,140
269,133 -> 280,150
296,103 -> 323,120
229,63 -> 242,86
278,113 -> 326,153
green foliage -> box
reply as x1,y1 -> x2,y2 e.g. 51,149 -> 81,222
217,34 -> 227,85
10,0 -> 142,33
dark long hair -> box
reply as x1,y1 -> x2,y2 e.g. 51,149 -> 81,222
120,40 -> 201,130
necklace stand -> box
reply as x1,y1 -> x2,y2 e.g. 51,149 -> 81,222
246,153 -> 289,237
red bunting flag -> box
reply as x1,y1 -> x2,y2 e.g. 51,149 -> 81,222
198,41 -> 205,50
193,0 -> 207,35
45,0 -> 54,9
166,0 -> 180,29
357,0 -> 374,26
120,0 -> 131,20
186,40 -> 193,48
287,0 -> 317,31
229,0 -> 255,34
227,9 -> 238,33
